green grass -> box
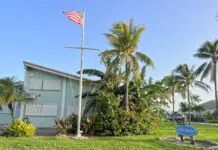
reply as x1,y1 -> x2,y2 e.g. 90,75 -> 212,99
0,122 -> 218,150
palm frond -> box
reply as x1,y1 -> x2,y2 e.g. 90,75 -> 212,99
130,26 -> 145,49
140,66 -> 146,81
130,55 -> 140,84
194,81 -> 211,93
200,62 -> 212,81
194,62 -> 207,77
77,69 -> 104,78
135,52 -> 154,68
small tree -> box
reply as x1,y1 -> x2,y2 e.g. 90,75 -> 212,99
0,77 -> 24,121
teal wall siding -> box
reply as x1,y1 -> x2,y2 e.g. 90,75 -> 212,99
14,102 -> 21,119
24,68 -> 64,127
64,78 -> 90,116
0,103 -> 21,124
0,106 -> 12,124
0,114 -> 11,124
18,67 -> 92,127
27,68 -> 63,118
27,116 -> 56,128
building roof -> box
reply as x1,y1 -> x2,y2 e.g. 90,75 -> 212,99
201,100 -> 216,109
23,61 -> 89,81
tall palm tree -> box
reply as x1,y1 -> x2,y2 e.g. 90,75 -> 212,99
194,40 -> 218,119
173,64 -> 210,125
101,19 -> 154,111
191,94 -> 202,105
0,77 -> 24,120
180,102 -> 189,115
163,75 -> 180,116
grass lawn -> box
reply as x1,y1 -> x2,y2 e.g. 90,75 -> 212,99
0,122 -> 218,150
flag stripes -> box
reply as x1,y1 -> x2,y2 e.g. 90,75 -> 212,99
64,11 -> 83,25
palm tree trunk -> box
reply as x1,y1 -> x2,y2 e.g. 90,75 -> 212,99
172,91 -> 175,122
125,62 -> 130,112
8,103 -> 14,121
172,91 -> 175,114
188,86 -> 191,125
214,62 -> 218,120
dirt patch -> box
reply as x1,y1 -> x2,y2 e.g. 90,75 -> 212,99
160,137 -> 218,149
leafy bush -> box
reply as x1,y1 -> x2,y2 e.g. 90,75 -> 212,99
55,118 -> 69,135
3,120 -> 36,137
93,107 -> 158,136
67,106 -> 158,136
208,120 -> 218,124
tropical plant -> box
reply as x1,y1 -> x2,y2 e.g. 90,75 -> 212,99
83,91 -> 120,115
192,105 -> 205,114
101,19 -> 154,111
173,64 -> 210,125
3,120 -> 36,137
190,94 -> 202,105
162,75 -> 180,116
55,117 -> 69,135
0,77 -> 24,120
194,40 -> 218,119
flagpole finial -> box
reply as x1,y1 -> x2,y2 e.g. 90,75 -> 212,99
62,11 -> 66,14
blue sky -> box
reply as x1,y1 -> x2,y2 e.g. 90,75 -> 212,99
0,0 -> 218,110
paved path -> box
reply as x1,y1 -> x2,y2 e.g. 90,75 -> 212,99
197,122 -> 218,126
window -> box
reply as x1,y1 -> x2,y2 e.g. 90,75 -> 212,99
29,77 -> 42,90
25,104 -> 57,116
42,80 -> 61,90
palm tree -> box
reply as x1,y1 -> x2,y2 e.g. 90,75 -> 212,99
0,77 -> 24,120
101,19 -> 154,111
173,64 -> 210,125
163,75 -> 180,116
180,102 -> 189,115
194,40 -> 218,119
191,94 -> 202,105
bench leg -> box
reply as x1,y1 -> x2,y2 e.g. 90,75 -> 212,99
190,136 -> 195,144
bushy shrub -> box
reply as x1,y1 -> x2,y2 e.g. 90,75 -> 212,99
208,120 -> 218,124
67,106 -> 158,136
3,120 -> 36,137
92,107 -> 158,136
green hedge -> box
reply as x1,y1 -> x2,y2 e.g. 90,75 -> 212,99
208,120 -> 218,124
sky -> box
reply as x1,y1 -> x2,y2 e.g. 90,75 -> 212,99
0,0 -> 218,111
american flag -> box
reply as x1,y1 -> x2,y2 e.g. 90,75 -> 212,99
63,11 -> 84,25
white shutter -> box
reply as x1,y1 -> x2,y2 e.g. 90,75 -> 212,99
25,104 -> 57,116
43,80 -> 61,90
29,78 -> 42,90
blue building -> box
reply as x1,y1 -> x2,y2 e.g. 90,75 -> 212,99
0,61 -> 91,127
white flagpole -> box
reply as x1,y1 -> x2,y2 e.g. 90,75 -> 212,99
76,8 -> 85,137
